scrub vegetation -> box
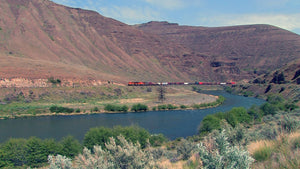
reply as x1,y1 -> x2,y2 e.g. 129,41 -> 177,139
0,85 -> 299,168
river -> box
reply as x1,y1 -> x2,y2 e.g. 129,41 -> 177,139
0,91 -> 265,142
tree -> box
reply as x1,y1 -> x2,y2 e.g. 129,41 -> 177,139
84,127 -> 114,150
131,103 -> 148,112
198,115 -> 221,134
1,138 -> 28,166
59,136 -> 81,158
26,137 -> 46,167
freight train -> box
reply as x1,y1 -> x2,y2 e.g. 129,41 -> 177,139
128,81 -> 236,86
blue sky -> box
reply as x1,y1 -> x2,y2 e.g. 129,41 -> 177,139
52,0 -> 300,34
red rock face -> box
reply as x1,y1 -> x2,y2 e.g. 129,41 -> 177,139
0,0 -> 299,83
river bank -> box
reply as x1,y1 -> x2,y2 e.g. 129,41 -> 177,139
0,85 -> 222,119
0,90 -> 266,142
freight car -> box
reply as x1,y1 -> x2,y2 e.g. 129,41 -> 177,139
128,81 -> 236,86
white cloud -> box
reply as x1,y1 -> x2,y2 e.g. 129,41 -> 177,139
199,13 -> 300,33
144,0 -> 185,10
100,6 -> 161,24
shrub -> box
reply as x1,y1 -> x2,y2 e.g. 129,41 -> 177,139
198,114 -> 221,134
76,136 -> 156,169
192,104 -> 201,109
157,104 -> 167,110
149,134 -> 168,147
131,103 -> 148,112
0,137 -> 65,168
75,108 -> 81,113
180,105 -> 188,109
93,107 -> 99,112
48,155 -> 72,169
49,106 -> 74,113
176,139 -> 197,160
280,115 -> 300,133
248,105 -> 263,121
292,136 -> 300,149
167,104 -> 177,110
260,125 -> 279,140
1,138 -> 28,166
59,136 -> 82,158
48,77 -> 61,85
225,107 -> 252,127
104,104 -> 128,112
198,130 -> 254,169
252,145 -> 273,162
284,103 -> 299,111
260,103 -> 278,115
83,126 -> 151,150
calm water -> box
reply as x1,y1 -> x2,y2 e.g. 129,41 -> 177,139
0,91 -> 265,142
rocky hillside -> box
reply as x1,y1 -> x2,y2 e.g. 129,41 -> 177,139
0,0 -> 300,85
137,21 -> 300,81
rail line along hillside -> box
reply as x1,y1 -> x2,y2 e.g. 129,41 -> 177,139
128,81 -> 236,86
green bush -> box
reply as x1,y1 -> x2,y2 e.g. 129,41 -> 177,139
93,107 -> 99,112
198,114 -> 221,134
59,136 -> 82,158
248,105 -> 263,121
104,104 -> 128,112
192,104 -> 201,109
198,107 -> 252,134
83,126 -> 151,150
167,104 -> 177,110
131,103 -> 148,112
252,145 -> 273,162
49,105 -> 74,113
225,107 -> 252,127
157,104 -> 167,110
180,105 -> 188,109
0,137 -> 78,168
292,136 -> 300,149
260,103 -> 278,115
48,77 -> 61,85
149,134 -> 168,147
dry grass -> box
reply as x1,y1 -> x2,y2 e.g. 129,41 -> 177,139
250,131 -> 300,169
158,160 -> 185,169
157,154 -> 202,169
247,140 -> 275,155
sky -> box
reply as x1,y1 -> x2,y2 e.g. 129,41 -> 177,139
51,0 -> 300,35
